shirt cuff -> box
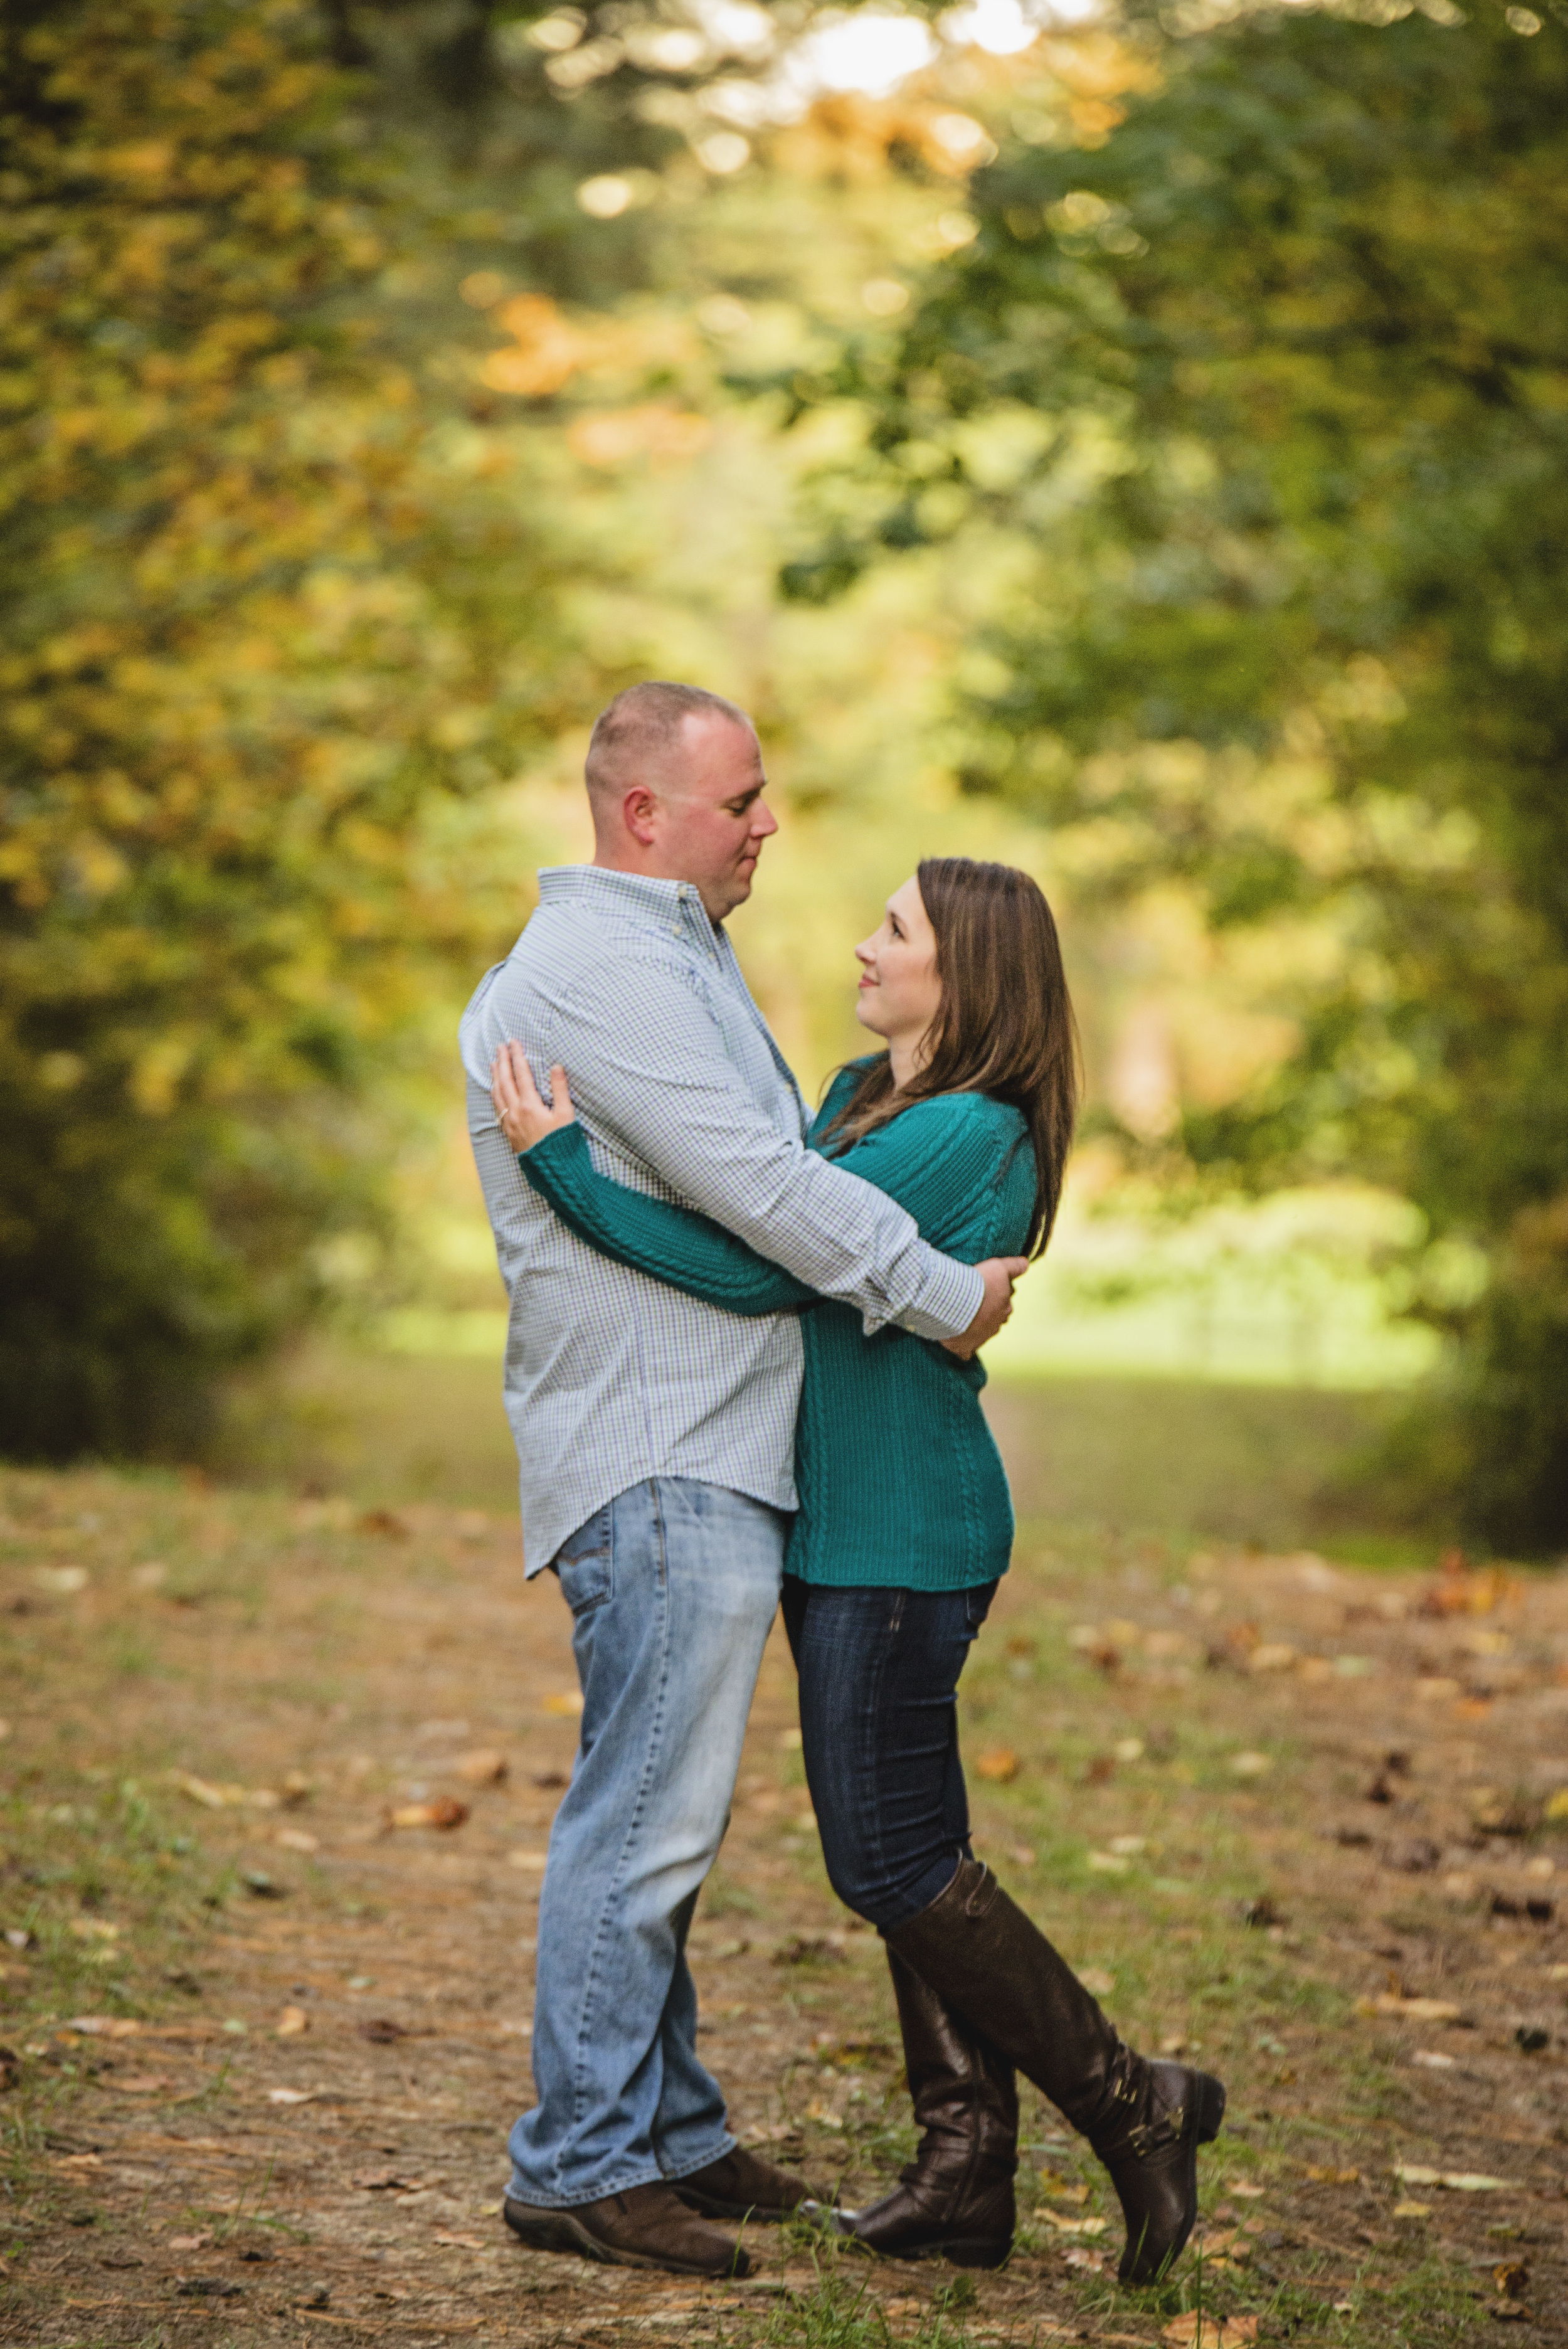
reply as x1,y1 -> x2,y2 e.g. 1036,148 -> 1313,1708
882,1254 -> 986,1344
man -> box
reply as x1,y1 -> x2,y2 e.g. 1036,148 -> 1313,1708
460,681 -> 1022,2279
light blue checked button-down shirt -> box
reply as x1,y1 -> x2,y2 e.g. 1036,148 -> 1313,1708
459,866 -> 987,1574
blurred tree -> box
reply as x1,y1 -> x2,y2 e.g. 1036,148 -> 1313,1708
0,0 -> 581,1458
808,0 -> 1568,1547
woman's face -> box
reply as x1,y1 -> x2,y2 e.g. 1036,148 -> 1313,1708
854,876 -> 942,1064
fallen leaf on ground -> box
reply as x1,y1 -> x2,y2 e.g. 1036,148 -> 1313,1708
359,2018 -> 410,2044
507,1848 -> 548,1870
1088,1851 -> 1131,1873
356,1509 -> 408,1539
543,1690 -> 584,1717
276,2006 -> 309,2037
1393,2199 -> 1431,2217
1396,2164 -> 1510,2192
273,1827 -> 319,1853
453,1749 -> 508,1786
975,1747 -> 1019,1783
1364,1994 -> 1463,2022
106,2074 -> 171,2094
1037,2210 -> 1108,2235
386,1798 -> 469,1831
1227,2180 -> 1266,2198
1305,2164 -> 1360,2184
1081,1968 -> 1116,1996
266,2087 -> 317,2105
167,2233 -> 211,2252
1163,2315 -> 1258,2347
66,2017 -> 142,2039
36,1566 -> 88,1594
432,2232 -> 488,2249
1036,2173 -> 1089,2203
1229,1750 -> 1271,1776
176,1774 -> 277,1811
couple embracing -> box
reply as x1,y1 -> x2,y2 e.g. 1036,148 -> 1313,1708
460,682 -> 1224,2289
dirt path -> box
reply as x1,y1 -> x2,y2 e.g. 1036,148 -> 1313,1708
1,1460 -> 1565,2345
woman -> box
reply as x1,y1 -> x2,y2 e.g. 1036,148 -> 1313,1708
490,857 -> 1224,2283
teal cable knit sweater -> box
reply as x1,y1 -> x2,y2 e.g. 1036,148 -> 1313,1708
516,1064 -> 1037,1591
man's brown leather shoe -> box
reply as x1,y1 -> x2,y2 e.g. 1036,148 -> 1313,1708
502,2180 -> 751,2276
674,2144 -> 824,2222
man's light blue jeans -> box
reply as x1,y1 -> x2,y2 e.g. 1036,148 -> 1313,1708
508,1478 -> 787,2208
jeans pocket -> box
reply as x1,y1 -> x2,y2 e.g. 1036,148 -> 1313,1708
554,1503 -> 614,1616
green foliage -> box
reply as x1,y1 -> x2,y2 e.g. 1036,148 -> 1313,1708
0,0 -> 569,1457
837,1 -> 1568,1545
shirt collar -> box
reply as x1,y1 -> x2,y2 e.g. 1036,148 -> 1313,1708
537,864 -> 723,959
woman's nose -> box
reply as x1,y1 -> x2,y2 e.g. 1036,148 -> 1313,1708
853,937 -> 875,966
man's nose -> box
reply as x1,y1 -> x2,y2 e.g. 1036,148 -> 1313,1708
751,797 -> 779,839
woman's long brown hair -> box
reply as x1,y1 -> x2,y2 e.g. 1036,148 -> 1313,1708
820,857 -> 1080,1258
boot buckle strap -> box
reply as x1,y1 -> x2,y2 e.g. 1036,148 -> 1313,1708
1122,2102 -> 1186,2160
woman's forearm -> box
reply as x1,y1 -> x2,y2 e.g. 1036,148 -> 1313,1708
519,1123 -> 816,1315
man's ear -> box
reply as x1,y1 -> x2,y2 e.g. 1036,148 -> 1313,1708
622,783 -> 660,849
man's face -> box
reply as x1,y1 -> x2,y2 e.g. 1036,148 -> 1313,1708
645,714 -> 778,922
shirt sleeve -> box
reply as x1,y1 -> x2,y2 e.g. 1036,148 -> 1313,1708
548,955 -> 985,1341
517,1123 -> 816,1316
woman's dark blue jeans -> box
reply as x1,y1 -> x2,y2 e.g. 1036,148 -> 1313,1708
781,1575 -> 997,1933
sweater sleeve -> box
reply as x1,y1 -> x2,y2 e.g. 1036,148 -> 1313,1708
516,1123 -> 816,1315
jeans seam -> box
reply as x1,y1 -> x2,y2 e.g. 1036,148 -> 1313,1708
856,1595 -> 899,1916
561,1481 -> 675,2186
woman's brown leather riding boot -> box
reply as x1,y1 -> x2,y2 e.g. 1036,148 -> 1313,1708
837,1949 -> 1017,2269
884,1858 -> 1226,2285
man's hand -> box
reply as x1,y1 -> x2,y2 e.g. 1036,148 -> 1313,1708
943,1257 -> 1027,1360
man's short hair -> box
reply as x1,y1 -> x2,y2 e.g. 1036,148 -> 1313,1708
584,681 -> 753,803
